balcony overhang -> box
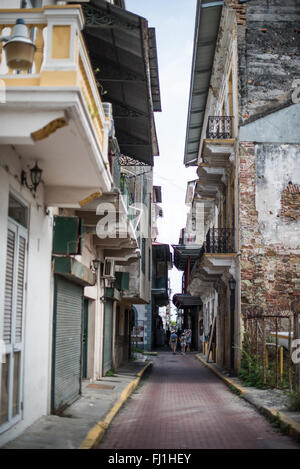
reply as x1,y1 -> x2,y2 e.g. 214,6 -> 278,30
103,248 -> 141,266
200,138 -> 235,167
0,6 -> 115,206
152,289 -> 169,307
172,245 -> 202,272
195,169 -> 226,194
81,0 -> 161,166
184,0 -> 224,167
53,256 -> 96,287
172,293 -> 202,309
75,191 -> 139,252
194,252 -> 237,278
0,88 -> 113,205
188,254 -> 236,296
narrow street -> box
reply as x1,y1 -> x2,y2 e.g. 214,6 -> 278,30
98,352 -> 300,450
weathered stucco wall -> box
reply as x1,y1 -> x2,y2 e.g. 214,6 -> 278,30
233,0 -> 300,125
239,142 -> 300,313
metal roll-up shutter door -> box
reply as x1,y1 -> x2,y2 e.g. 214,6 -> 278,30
103,301 -> 113,375
52,276 -> 83,413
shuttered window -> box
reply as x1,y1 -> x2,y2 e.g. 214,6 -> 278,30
4,229 -> 15,344
1,211 -> 28,431
15,236 -> 26,343
3,230 -> 26,345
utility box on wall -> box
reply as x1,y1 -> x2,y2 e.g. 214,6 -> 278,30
52,216 -> 83,255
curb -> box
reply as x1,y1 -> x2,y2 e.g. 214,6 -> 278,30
195,354 -> 300,444
195,354 -> 245,395
77,361 -> 153,449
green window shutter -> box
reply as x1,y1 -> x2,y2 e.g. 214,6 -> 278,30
115,272 -> 130,291
53,216 -> 83,255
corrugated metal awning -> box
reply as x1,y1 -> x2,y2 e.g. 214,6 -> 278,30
173,294 -> 202,309
81,0 -> 161,166
172,245 -> 202,271
184,0 -> 224,167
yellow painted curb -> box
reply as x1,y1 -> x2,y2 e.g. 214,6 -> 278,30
195,354 -> 300,443
77,361 -> 153,449
195,354 -> 245,395
263,408 -> 300,442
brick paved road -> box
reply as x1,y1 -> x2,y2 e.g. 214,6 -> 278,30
98,352 -> 300,449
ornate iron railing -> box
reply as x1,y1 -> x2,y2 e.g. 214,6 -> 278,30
206,228 -> 235,253
206,116 -> 233,139
199,228 -> 235,260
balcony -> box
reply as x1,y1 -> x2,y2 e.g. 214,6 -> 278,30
0,5 -> 113,205
204,228 -> 235,256
188,228 -> 236,296
200,116 -> 235,168
206,116 -> 233,140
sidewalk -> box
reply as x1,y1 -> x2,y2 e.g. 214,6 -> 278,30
195,353 -> 300,443
2,357 -> 153,450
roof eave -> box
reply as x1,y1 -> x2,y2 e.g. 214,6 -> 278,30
184,0 -> 224,167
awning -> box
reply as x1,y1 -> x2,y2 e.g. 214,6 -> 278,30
172,245 -> 202,271
184,0 -> 224,167
173,294 -> 202,309
81,0 -> 161,166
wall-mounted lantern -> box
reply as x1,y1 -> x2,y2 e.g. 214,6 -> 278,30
0,19 -> 36,71
21,162 -> 43,193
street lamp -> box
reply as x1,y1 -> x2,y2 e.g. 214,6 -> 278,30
229,277 -> 236,292
21,162 -> 43,193
229,277 -> 236,376
0,19 -> 36,71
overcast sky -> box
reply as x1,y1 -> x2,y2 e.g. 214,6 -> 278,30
126,0 -> 198,311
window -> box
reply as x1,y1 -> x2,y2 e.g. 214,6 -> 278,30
8,193 -> 28,229
1,217 -> 27,431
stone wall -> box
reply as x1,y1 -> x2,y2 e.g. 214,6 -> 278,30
239,142 -> 300,314
233,0 -> 300,125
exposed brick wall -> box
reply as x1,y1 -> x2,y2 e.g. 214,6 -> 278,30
280,182 -> 300,221
239,142 -> 300,315
226,0 -> 247,26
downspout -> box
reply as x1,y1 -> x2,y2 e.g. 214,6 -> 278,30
112,300 -> 117,370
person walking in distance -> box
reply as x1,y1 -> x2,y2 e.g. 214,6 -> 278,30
180,332 -> 187,355
185,329 -> 192,353
169,330 -> 178,354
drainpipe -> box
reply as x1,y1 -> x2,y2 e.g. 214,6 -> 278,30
93,262 -> 101,381
112,300 -> 117,369
99,274 -> 105,378
229,277 -> 236,375
94,261 -> 104,380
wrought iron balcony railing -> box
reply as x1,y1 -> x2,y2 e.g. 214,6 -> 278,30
206,116 -> 233,139
199,228 -> 235,261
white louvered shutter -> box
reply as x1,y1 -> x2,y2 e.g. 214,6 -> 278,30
15,236 -> 26,343
3,229 -> 15,344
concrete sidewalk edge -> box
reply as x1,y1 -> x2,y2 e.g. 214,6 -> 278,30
195,354 -> 300,443
77,361 -> 153,449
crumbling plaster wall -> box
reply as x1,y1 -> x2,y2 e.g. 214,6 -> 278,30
239,142 -> 300,313
232,0 -> 300,125
256,143 -> 300,248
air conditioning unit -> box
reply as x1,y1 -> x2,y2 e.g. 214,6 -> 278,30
103,259 -> 115,279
